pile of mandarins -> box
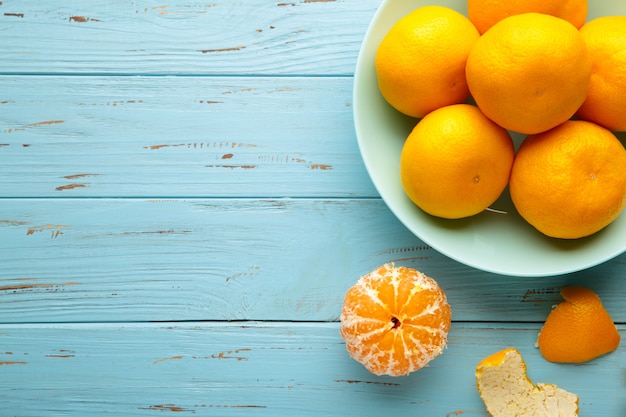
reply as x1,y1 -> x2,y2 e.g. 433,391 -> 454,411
375,0 -> 626,239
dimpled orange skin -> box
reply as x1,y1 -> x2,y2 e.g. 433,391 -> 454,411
400,104 -> 514,219
375,5 -> 479,118
339,263 -> 451,377
465,13 -> 592,135
576,16 -> 626,132
509,120 -> 626,239
538,286 -> 621,363
468,0 -> 588,35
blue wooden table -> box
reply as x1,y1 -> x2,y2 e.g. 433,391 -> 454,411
1,1 -> 624,415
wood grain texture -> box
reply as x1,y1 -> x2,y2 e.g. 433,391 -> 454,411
1,198 -> 625,324
1,322 -> 624,416
2,0 -> 625,414
0,75 -> 376,198
0,0 -> 379,76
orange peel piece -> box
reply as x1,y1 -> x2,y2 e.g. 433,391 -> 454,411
476,348 -> 579,417
537,286 -> 620,363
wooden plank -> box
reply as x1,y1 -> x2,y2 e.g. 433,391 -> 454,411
0,322 -> 624,416
2,198 -> 625,324
0,0 -> 379,76
0,75 -> 377,198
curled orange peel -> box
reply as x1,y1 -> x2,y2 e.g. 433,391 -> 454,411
537,286 -> 620,363
476,348 -> 579,417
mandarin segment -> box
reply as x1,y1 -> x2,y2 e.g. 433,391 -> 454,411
340,263 -> 451,376
476,348 -> 579,417
537,286 -> 621,363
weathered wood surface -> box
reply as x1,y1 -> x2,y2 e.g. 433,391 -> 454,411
1,323 -> 625,416
0,0 -> 379,76
0,76 -> 373,198
1,198 -> 626,324
1,0 -> 625,416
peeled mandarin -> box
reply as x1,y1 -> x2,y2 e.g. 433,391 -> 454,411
340,263 -> 451,376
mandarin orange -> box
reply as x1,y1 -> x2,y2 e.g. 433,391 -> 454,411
468,0 -> 588,35
375,5 -> 479,118
509,120 -> 626,239
400,104 -> 514,219
339,263 -> 451,376
576,16 -> 626,132
466,13 -> 591,134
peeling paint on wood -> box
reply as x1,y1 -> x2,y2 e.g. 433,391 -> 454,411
78,99 -> 143,107
159,10 -> 207,16
3,12 -> 24,18
256,155 -> 333,170
199,46 -> 246,53
0,281 -> 79,293
334,379 -> 400,387
0,220 -> 31,226
210,348 -> 250,360
141,404 -> 191,412
46,350 -> 76,359
119,229 -> 192,236
26,224 -> 71,236
310,163 -> 332,170
55,183 -> 87,191
380,245 -> 434,263
226,266 -> 261,282
109,99 -> 143,106
388,255 -> 433,263
3,120 -> 63,133
153,355 -> 183,365
521,288 -> 560,303
62,174 -> 102,180
69,15 -> 101,23
141,403 -> 268,412
144,144 -> 182,150
207,164 -> 256,169
0,143 -> 31,147
445,411 -> 465,417
222,87 -> 256,95
378,246 -> 432,257
150,3 -> 217,16
144,142 -> 257,150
